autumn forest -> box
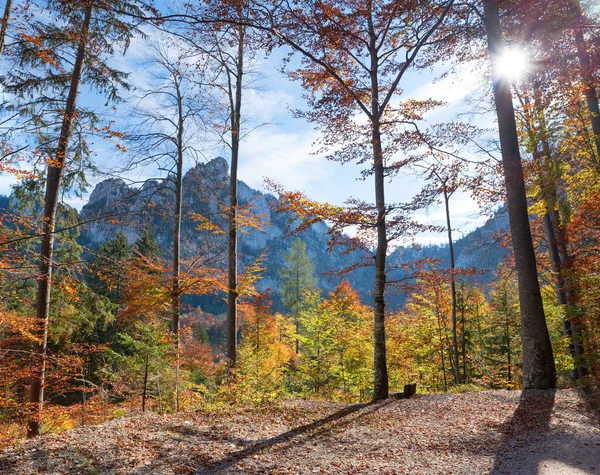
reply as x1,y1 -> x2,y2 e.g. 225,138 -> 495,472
0,0 -> 599,471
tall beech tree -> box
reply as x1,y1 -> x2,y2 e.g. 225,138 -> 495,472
417,160 -> 466,385
126,40 -> 208,342
183,0 -> 257,369
0,0 -> 155,437
259,0 -> 457,400
514,76 -> 587,379
124,41 -> 209,408
483,0 -> 556,389
569,0 -> 600,162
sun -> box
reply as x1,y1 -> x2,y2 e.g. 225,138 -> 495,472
496,48 -> 529,82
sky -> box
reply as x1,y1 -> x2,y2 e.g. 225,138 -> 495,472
0,3 -> 504,246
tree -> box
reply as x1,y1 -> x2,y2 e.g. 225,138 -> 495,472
569,0 -> 600,161
279,238 -> 316,354
260,0 -> 457,400
486,264 -> 523,387
237,291 -> 294,403
320,281 -> 372,401
482,0 -> 556,389
191,0 -> 263,370
415,158 -> 468,385
89,231 -> 133,303
514,76 -> 587,379
125,39 -> 209,395
0,0 -> 156,437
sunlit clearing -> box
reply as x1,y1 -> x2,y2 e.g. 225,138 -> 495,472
496,48 -> 529,81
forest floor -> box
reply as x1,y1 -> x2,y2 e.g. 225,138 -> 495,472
0,389 -> 599,474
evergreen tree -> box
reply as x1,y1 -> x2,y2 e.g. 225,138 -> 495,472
279,238 -> 316,353
89,232 -> 132,303
134,228 -> 162,261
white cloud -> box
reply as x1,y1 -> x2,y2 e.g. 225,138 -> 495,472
239,127 -> 332,194
243,88 -> 296,124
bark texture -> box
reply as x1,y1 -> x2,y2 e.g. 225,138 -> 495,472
226,20 -> 244,369
0,0 -> 12,58
172,76 -> 184,411
483,0 -> 556,390
368,10 -> 388,400
444,189 -> 460,385
27,4 -> 93,438
570,0 -> 600,164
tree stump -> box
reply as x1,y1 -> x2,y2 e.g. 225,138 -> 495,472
403,383 -> 417,398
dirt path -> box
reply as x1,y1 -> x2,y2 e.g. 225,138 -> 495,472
0,390 -> 598,474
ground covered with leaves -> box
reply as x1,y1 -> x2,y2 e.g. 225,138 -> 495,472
1,389 -> 599,474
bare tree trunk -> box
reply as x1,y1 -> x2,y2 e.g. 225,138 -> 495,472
142,352 -> 149,412
505,306 -> 512,384
27,5 -> 92,439
172,78 -> 184,412
436,305 -> 448,392
444,189 -> 461,385
483,0 -> 556,389
570,0 -> 600,164
172,84 -> 183,341
81,364 -> 86,427
460,288 -> 467,383
226,21 -> 244,370
0,0 -> 12,58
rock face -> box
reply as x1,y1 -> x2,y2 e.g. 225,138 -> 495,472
79,158 -> 373,311
79,157 -> 509,311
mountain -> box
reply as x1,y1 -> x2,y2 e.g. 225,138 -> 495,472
78,157 -> 509,311
79,158 -> 373,312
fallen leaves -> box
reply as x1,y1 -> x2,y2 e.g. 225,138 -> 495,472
0,390 -> 599,474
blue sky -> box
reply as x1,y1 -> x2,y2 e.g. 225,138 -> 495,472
0,4 -> 501,246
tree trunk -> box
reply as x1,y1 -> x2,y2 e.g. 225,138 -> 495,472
444,189 -> 461,385
543,212 -> 578,378
172,79 -> 184,411
371,114 -> 389,401
295,269 -> 300,354
226,20 -> 244,370
142,352 -> 149,412
81,365 -> 86,427
0,0 -> 12,58
27,4 -> 93,439
436,307 -> 448,392
530,81 -> 587,379
483,0 -> 556,389
368,7 -> 388,401
505,305 -> 512,384
570,0 -> 600,165
460,288 -> 467,383
172,84 -> 183,340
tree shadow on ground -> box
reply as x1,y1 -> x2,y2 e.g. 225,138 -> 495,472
492,389 -> 600,475
197,399 -> 395,474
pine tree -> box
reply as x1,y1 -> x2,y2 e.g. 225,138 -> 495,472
279,238 -> 316,354
89,232 -> 133,303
